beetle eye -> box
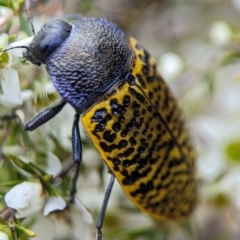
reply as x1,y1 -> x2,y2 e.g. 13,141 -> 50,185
30,19 -> 72,64
39,39 -> 50,52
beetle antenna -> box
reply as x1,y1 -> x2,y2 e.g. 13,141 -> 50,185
0,46 -> 31,53
24,0 -> 36,35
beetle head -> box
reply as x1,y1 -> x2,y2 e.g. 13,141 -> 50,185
23,19 -> 72,66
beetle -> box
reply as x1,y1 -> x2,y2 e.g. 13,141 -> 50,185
2,15 -> 197,239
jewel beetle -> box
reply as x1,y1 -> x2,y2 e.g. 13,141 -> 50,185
4,15 -> 198,239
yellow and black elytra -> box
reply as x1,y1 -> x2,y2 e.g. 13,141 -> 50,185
82,37 -> 197,221
3,15 -> 197,239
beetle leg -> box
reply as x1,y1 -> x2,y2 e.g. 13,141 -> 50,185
70,113 -> 81,203
18,99 -> 67,131
96,171 -> 115,240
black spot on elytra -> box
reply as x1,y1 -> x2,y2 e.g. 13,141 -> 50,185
118,139 -> 128,149
134,131 -> 139,137
164,89 -> 170,108
147,106 -> 153,112
103,130 -> 117,143
137,74 -> 146,88
147,76 -> 155,83
126,122 -> 133,131
140,138 -> 148,147
121,129 -> 128,137
117,153 -> 124,158
151,112 -> 157,119
143,49 -> 150,62
129,137 -> 137,146
130,117 -> 136,125
124,167 -> 152,188
142,66 -> 149,75
113,165 -> 119,171
133,110 -> 140,117
112,122 -> 121,132
91,108 -> 107,122
100,141 -> 110,152
123,95 -> 130,107
132,101 -> 140,109
136,93 -> 145,103
168,157 -> 183,168
118,116 -> 125,123
142,130 -> 147,135
118,82 -> 125,90
148,91 -> 153,99
147,133 -> 153,140
161,170 -> 170,181
105,114 -> 111,121
139,180 -> 153,195
110,99 -> 126,115
137,146 -> 145,153
112,157 -> 120,165
94,123 -> 105,132
121,169 -> 128,176
123,147 -> 135,157
110,99 -> 118,107
123,159 -> 131,167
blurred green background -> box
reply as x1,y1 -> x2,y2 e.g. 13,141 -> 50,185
1,0 -> 240,239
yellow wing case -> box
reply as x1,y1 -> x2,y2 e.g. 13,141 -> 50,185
82,37 -> 197,221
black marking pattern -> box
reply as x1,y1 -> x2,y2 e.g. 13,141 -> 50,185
82,37 -> 197,222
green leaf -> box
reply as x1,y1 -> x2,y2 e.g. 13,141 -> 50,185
14,223 -> 37,238
0,225 -> 12,240
0,52 -> 10,69
7,155 -> 37,175
203,72 -> 215,93
0,0 -> 23,10
221,51 -> 240,66
0,0 -> 13,8
19,12 -> 33,37
180,219 -> 194,237
0,180 -> 24,187
0,189 -> 7,195
40,179 -> 59,196
29,162 -> 46,175
8,34 -> 17,43
225,139 -> 240,163
7,123 -> 34,151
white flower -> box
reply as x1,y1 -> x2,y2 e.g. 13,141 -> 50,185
4,181 -> 45,218
0,232 -> 9,240
30,197 -> 93,240
5,182 -> 93,239
7,37 -> 33,58
73,197 -> 93,224
43,196 -> 67,216
0,33 -> 23,108
0,69 -> 22,107
159,52 -> 184,81
0,33 -> 9,49
45,152 -> 62,178
209,21 -> 232,46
